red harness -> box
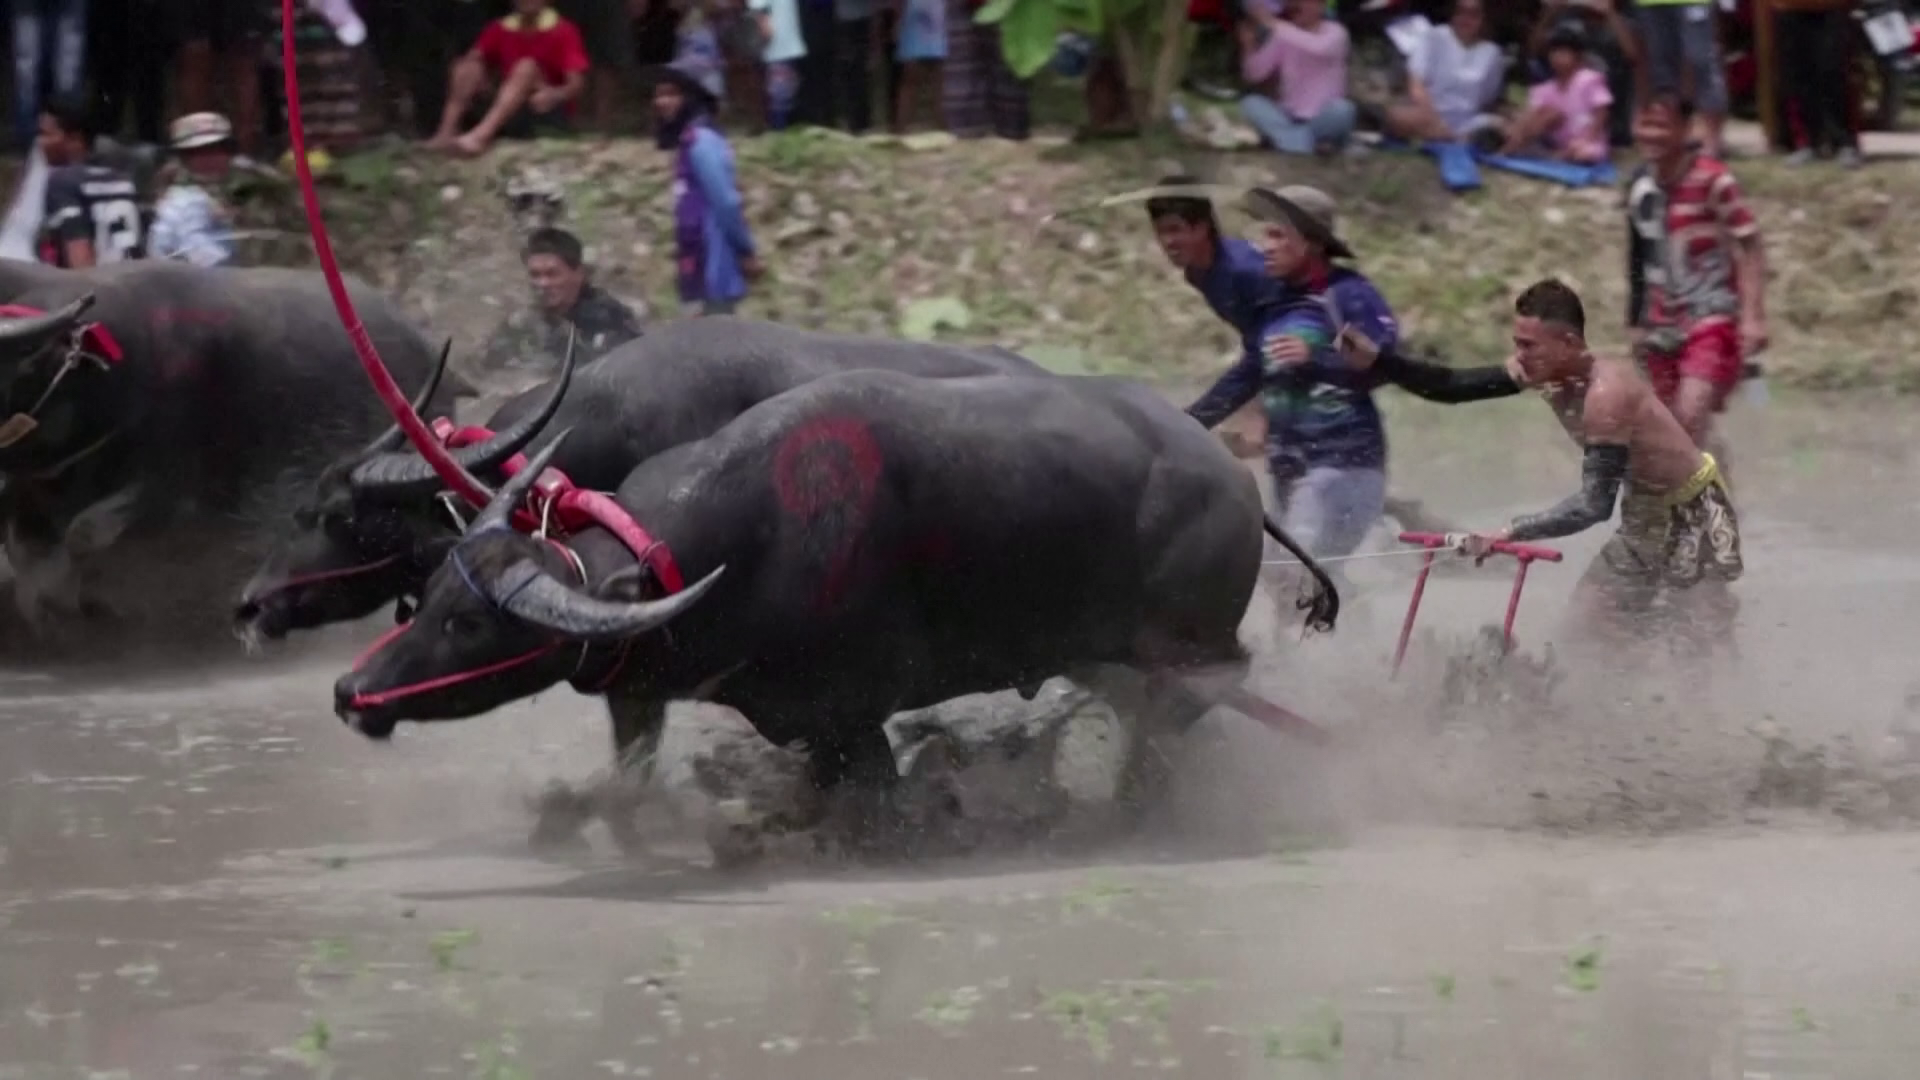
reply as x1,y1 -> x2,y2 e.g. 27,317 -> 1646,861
0,304 -> 126,364
432,416 -> 685,593
344,420 -> 678,708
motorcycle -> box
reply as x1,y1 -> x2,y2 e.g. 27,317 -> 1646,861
1722,0 -> 1916,133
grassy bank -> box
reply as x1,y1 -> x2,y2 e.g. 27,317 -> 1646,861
222,128 -> 1919,392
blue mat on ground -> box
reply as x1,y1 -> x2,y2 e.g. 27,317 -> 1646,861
1373,136 -> 1619,191
1471,151 -> 1618,187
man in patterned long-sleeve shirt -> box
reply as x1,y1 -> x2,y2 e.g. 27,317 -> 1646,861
149,112 -> 238,267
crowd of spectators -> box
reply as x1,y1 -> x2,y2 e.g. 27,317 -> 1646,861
5,0 -> 1878,173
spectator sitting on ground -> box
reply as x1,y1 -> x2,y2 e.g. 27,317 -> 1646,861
37,95 -> 146,268
654,59 -> 762,316
1502,24 -> 1612,162
482,227 -> 646,376
427,0 -> 590,158
1382,0 -> 1508,151
1237,0 -> 1357,156
1527,0 -> 1637,149
149,112 -> 239,268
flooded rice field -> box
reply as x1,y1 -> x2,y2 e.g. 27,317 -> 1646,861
7,394 -> 1920,1078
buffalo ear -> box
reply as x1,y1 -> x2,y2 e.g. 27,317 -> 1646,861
595,564 -> 654,603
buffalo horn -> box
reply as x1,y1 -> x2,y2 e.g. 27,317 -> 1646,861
467,427 -> 570,535
0,294 -> 95,354
349,327 -> 578,499
487,559 -> 725,643
361,338 -> 453,457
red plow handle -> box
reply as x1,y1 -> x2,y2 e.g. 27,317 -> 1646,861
1391,531 -> 1563,677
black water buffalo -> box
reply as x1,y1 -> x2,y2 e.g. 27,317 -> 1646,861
235,317 -> 1048,643
332,368 -> 1336,850
0,258 -> 463,649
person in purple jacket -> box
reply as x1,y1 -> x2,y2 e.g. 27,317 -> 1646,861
654,59 -> 763,316
1183,186 -> 1402,583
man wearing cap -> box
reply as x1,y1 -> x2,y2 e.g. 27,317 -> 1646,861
150,113 -> 239,268
429,0 -> 591,157
1144,174 -> 1284,455
655,59 -> 762,316
1185,185 -> 1400,590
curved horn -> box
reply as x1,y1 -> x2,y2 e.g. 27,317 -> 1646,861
488,560 -> 725,643
360,338 -> 453,457
468,427 -> 571,534
278,1 -> 493,510
0,294 -> 95,352
348,328 -> 578,499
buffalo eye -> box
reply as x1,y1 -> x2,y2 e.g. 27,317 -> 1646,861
441,612 -> 485,639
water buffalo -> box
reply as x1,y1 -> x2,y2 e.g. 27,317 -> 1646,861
235,317 -> 1048,643
0,258 -> 464,650
332,367 -> 1336,852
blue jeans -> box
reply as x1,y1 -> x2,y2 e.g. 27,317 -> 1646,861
12,0 -> 87,150
1277,464 -> 1387,561
1239,93 -> 1356,155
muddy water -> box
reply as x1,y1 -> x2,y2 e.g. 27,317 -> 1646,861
6,393 -> 1920,1078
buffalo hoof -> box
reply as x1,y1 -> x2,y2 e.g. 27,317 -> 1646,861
705,801 -> 767,869
527,781 -> 595,854
894,733 -> 970,853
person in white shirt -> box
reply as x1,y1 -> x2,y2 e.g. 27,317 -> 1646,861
1382,0 -> 1509,147
149,112 -> 238,268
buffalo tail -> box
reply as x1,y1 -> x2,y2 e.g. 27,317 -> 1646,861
1261,512 -> 1339,634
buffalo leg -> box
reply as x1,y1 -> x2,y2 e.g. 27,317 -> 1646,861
1115,673 -> 1216,817
598,696 -> 672,856
804,722 -> 901,854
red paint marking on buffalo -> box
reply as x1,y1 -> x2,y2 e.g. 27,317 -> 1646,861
771,417 -> 884,612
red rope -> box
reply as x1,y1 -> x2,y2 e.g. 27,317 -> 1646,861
280,0 -> 489,510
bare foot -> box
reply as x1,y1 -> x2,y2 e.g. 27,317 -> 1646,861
423,132 -> 458,152
452,131 -> 491,158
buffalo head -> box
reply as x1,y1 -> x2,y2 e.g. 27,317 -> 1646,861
331,432 -> 724,739
235,335 -> 578,643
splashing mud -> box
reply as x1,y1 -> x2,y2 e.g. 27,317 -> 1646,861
7,399 -> 1920,1076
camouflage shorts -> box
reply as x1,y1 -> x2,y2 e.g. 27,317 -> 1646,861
1599,454 -> 1744,589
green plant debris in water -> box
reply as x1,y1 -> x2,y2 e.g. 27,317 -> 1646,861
1430,972 -> 1456,1001
822,902 -> 907,940
919,985 -> 984,1032
431,929 -> 480,972
1792,1006 -> 1819,1032
1061,875 -> 1138,919
1039,976 -> 1206,1060
293,1018 -> 331,1061
1565,941 -> 1604,992
1262,1001 -> 1344,1063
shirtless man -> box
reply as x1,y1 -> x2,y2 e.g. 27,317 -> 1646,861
1339,278 -> 1743,641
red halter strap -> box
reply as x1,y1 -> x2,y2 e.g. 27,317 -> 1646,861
345,536 -> 583,707
432,417 -> 686,594
0,304 -> 126,364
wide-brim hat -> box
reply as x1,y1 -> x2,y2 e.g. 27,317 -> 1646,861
656,59 -> 720,109
169,111 -> 235,151
1245,184 -> 1355,260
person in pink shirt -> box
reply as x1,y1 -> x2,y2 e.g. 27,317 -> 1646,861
1502,23 -> 1612,163
1236,0 -> 1356,155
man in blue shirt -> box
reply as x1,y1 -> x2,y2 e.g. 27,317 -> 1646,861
1184,186 -> 1402,579
1147,174 -> 1285,366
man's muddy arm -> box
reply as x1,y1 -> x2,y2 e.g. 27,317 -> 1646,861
1505,443 -> 1628,541
1374,347 -> 1522,404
